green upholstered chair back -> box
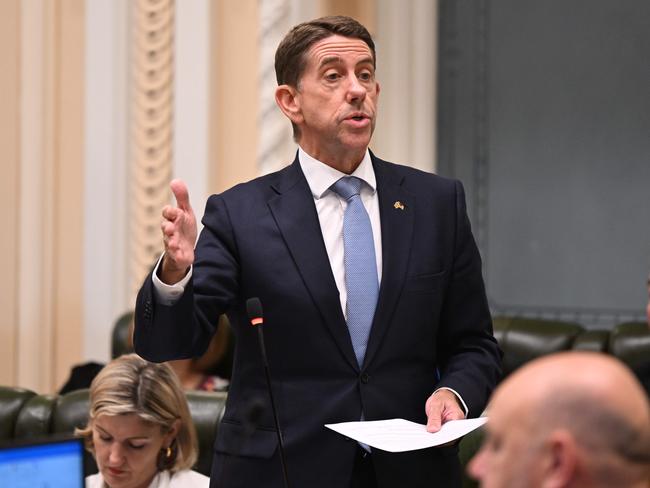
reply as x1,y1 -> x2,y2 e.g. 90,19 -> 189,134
571,329 -> 610,352
187,391 -> 227,475
112,310 -> 135,359
0,387 -> 36,439
493,316 -> 585,376
610,322 -> 650,396
609,321 -> 650,370
14,393 -> 57,438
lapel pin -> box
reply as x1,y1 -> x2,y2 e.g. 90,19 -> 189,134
393,201 -> 405,211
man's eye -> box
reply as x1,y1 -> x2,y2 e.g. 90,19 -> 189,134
487,436 -> 501,452
325,72 -> 340,81
99,436 -> 111,443
358,71 -> 373,81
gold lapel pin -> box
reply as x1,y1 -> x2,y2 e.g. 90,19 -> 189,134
394,201 -> 405,210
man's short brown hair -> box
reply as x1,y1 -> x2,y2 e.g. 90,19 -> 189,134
275,15 -> 376,88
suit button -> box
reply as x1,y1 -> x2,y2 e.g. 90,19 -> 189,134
360,373 -> 370,384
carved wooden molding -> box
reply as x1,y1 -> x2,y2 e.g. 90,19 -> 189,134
130,0 -> 175,298
258,0 -> 294,174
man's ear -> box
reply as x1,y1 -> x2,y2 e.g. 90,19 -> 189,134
540,430 -> 579,488
275,84 -> 303,125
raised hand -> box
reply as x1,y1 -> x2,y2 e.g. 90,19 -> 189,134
159,179 -> 198,284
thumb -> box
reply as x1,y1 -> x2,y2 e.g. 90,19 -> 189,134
170,179 -> 192,211
426,402 -> 442,433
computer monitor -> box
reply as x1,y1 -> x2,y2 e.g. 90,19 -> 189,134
0,436 -> 85,487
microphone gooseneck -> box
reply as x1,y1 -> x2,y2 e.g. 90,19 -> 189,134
245,297 -> 291,488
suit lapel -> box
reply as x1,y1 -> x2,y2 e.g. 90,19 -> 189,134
363,156 -> 415,368
267,159 -> 359,370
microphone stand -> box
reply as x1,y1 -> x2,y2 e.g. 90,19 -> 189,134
256,325 -> 291,488
247,297 -> 291,488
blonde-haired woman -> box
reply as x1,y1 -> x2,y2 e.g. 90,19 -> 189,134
77,354 -> 209,487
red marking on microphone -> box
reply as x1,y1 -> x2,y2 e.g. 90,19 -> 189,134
251,317 -> 263,326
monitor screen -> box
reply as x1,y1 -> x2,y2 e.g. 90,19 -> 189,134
0,436 -> 85,488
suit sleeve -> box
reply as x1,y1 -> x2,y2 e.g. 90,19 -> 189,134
435,180 -> 502,417
133,194 -> 239,363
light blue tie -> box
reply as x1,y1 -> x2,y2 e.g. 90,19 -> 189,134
331,176 -> 379,367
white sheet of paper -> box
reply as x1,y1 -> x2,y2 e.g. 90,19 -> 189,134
325,417 -> 487,453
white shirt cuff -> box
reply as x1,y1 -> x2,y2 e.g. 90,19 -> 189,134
433,387 -> 469,417
151,253 -> 192,305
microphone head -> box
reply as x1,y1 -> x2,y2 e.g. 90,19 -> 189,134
246,297 -> 264,326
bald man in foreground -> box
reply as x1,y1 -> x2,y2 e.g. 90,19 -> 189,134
469,352 -> 650,488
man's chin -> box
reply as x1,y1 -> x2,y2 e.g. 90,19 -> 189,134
340,132 -> 373,151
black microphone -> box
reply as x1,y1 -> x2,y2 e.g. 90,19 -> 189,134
246,297 -> 291,488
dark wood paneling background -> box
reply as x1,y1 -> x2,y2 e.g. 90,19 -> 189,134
437,0 -> 650,328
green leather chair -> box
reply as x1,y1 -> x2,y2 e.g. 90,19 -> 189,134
0,386 -> 36,439
112,310 -> 135,359
493,316 -> 586,377
609,321 -> 650,370
571,329 -> 610,352
609,321 -> 650,396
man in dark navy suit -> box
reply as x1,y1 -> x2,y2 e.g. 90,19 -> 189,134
135,16 -> 501,488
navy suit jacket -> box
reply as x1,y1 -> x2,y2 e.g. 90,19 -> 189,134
134,153 -> 501,488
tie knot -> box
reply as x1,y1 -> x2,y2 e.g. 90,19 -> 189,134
331,176 -> 362,201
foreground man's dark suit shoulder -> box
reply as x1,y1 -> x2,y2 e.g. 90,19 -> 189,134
135,153 -> 502,488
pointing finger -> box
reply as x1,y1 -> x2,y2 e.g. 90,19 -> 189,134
170,179 -> 192,211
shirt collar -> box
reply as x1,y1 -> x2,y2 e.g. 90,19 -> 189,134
298,146 -> 377,199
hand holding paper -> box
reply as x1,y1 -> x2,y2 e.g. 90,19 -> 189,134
325,417 -> 487,453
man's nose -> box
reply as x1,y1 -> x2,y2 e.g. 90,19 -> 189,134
467,448 -> 487,481
346,75 -> 367,103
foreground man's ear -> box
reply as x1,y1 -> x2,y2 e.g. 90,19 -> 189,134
541,430 -> 579,488
275,84 -> 303,125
